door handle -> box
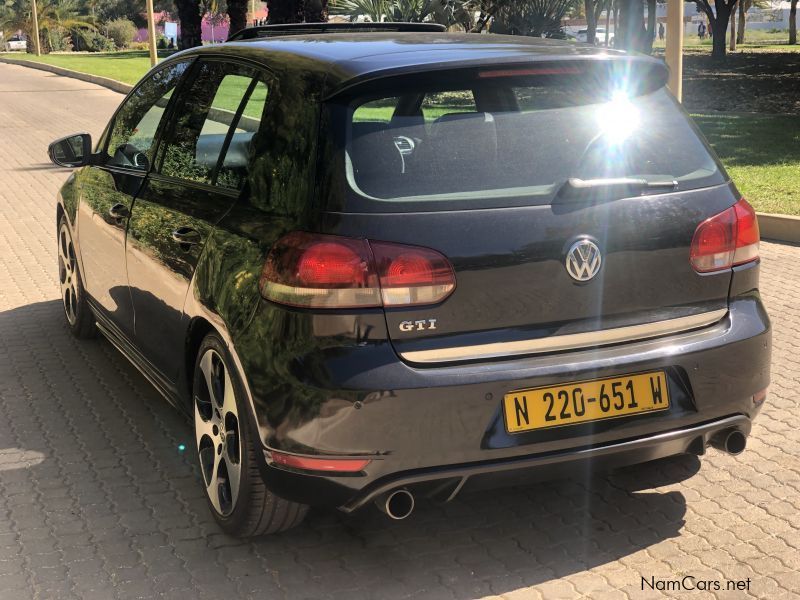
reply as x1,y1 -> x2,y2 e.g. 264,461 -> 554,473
171,227 -> 202,246
108,203 -> 130,219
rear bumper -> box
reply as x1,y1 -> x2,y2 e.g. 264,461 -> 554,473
244,291 -> 770,510
266,414 -> 751,512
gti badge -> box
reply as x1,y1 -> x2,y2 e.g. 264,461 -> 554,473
565,239 -> 602,282
399,319 -> 437,333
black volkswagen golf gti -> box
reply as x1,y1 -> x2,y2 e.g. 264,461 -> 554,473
49,23 -> 771,537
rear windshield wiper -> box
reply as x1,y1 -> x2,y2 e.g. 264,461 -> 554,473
556,177 -> 678,201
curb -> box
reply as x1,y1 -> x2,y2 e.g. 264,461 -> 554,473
3,57 -> 800,245
757,213 -> 800,245
0,57 -> 133,94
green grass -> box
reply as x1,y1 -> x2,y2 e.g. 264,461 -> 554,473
1,50 -> 264,115
652,29 -> 800,51
692,113 -> 800,215
0,50 -> 175,84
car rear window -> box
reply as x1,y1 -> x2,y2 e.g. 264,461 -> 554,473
339,67 -> 725,210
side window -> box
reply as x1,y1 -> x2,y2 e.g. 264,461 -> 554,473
159,61 -> 270,190
105,61 -> 189,170
352,97 -> 398,123
420,90 -> 476,122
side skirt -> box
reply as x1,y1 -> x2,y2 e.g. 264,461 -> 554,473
88,298 -> 189,419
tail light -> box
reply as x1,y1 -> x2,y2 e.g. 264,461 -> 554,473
690,198 -> 760,273
259,232 -> 456,309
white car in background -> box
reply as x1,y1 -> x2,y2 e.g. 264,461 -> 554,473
576,28 -> 615,46
4,35 -> 27,52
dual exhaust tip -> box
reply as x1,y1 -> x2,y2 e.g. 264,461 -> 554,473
710,428 -> 747,456
376,488 -> 415,520
375,429 -> 747,520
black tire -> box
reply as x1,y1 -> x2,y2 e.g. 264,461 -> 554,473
58,216 -> 96,339
192,332 -> 308,537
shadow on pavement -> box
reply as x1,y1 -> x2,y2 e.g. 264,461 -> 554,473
0,300 -> 694,599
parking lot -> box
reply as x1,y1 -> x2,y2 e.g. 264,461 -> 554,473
0,63 -> 798,599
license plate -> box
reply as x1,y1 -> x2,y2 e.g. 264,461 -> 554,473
503,371 -> 670,433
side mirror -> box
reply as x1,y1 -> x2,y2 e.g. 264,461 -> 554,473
48,133 -> 93,168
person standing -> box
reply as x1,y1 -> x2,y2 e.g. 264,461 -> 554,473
658,22 -> 665,40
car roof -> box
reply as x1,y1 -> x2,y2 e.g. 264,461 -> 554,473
173,32 -> 648,98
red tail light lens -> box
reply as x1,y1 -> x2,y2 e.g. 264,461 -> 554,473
370,242 -> 456,307
732,199 -> 760,265
259,232 -> 381,308
259,233 -> 456,309
690,199 -> 759,273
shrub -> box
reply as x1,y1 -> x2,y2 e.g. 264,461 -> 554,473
105,18 -> 138,49
44,25 -> 73,52
74,29 -> 116,52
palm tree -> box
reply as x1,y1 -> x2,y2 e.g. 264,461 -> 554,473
1,0 -> 95,52
329,0 -> 458,24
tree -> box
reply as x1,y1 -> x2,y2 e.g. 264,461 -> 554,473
105,16 -> 136,47
583,0 -> 607,44
303,0 -> 328,20
491,0 -> 579,36
736,0 -> 745,44
330,0 -> 451,23
616,0 -> 649,52
227,0 -> 247,34
694,0 -> 739,59
266,0 -> 302,22
173,0 -> 203,47
0,0 -> 96,52
790,0 -> 797,44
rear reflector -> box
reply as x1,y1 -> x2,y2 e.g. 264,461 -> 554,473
690,199 -> 759,273
271,451 -> 371,473
260,232 -> 455,309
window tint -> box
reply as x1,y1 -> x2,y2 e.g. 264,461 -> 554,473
420,91 -> 476,122
106,61 -> 189,171
345,82 -> 724,207
159,61 -> 269,189
353,98 -> 397,123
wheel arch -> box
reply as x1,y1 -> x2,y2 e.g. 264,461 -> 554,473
181,311 -> 272,452
184,316 -> 215,403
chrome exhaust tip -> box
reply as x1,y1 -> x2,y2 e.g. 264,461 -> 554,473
376,489 -> 415,520
710,429 -> 747,456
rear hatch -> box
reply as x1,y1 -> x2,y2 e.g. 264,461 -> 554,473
323,59 -> 735,364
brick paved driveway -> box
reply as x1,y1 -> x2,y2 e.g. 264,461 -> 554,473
0,63 -> 798,600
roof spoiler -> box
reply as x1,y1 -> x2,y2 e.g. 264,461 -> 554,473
227,22 -> 447,42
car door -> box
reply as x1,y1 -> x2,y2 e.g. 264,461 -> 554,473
75,60 -> 190,334
125,58 -> 272,382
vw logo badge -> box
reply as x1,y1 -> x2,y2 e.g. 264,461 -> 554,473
565,239 -> 602,282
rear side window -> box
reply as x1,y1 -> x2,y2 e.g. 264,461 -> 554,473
340,67 -> 725,209
158,60 -> 269,190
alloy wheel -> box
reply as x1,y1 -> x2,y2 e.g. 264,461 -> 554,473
195,349 -> 242,516
58,222 -> 79,326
